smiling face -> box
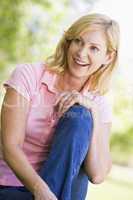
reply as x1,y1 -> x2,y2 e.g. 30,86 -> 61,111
66,27 -> 111,79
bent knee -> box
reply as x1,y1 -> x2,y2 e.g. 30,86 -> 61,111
65,104 -> 93,124
57,104 -> 93,138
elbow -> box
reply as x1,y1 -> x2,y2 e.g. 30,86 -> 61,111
89,162 -> 112,184
84,166 -> 105,184
90,175 -> 105,184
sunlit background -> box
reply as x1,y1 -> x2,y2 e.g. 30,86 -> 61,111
0,0 -> 133,200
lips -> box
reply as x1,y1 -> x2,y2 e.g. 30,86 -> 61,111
73,57 -> 90,67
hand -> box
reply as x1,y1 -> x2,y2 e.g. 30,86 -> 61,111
54,90 -> 102,118
34,181 -> 58,200
54,90 -> 93,117
54,90 -> 81,117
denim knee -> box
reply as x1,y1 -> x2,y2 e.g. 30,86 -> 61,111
56,104 -> 93,142
61,104 -> 93,127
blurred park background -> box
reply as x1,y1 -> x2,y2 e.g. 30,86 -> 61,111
0,0 -> 133,199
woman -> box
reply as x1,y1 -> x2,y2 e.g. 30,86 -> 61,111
0,13 -> 120,200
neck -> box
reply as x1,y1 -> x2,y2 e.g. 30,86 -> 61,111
59,71 -> 89,92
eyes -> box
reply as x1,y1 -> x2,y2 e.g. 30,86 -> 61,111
73,38 -> 100,53
90,46 -> 99,52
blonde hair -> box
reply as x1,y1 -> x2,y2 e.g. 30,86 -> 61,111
45,13 -> 120,95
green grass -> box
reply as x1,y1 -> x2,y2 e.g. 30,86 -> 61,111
85,166 -> 133,200
86,179 -> 133,200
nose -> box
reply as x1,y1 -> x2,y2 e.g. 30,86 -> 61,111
76,46 -> 89,61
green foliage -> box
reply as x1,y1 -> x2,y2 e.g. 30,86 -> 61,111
0,0 -> 68,81
0,0 -> 23,62
110,126 -> 133,166
0,0 -> 132,167
111,127 -> 133,153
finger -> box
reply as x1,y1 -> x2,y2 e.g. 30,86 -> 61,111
54,92 -> 67,105
60,93 -> 74,106
55,91 -> 71,105
57,93 -> 73,112
58,90 -> 80,113
55,90 -> 78,106
91,89 -> 100,96
62,95 -> 76,108
60,98 -> 76,115
56,91 -> 79,114
62,92 -> 80,110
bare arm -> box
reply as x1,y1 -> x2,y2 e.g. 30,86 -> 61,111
47,91 -> 112,185
83,109 -> 112,184
1,88 -> 57,200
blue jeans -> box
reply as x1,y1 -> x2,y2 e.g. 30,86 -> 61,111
0,105 -> 93,200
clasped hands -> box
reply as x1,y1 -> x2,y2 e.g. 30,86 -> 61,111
54,90 -> 95,117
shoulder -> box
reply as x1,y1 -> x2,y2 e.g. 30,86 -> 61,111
84,91 -> 112,106
96,93 -> 113,123
13,61 -> 45,81
3,61 -> 46,101
85,91 -> 113,123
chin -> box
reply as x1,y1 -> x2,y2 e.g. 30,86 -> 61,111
69,68 -> 89,79
67,61 -> 91,78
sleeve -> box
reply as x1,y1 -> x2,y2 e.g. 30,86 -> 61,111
98,95 -> 113,123
3,63 -> 37,101
83,91 -> 113,123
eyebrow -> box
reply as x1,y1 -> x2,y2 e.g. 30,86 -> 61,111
79,36 -> 102,47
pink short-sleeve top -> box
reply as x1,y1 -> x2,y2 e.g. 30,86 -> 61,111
0,62 -> 113,186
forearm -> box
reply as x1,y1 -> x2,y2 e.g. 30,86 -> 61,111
84,113 -> 112,183
3,145 -> 47,194
97,123 -> 112,175
85,124 -> 111,175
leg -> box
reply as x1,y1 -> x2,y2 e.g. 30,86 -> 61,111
71,165 -> 89,200
0,104 -> 93,200
0,186 -> 32,200
39,104 -> 93,200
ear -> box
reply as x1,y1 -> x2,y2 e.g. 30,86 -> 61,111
104,51 -> 116,65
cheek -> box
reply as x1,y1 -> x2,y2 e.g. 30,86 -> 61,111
95,54 -> 106,64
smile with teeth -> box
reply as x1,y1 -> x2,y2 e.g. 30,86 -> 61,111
74,58 -> 89,67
